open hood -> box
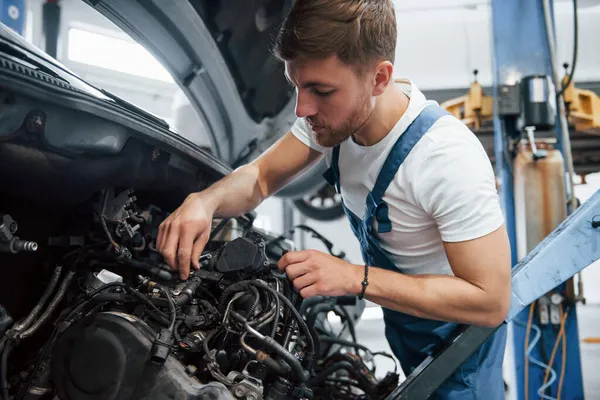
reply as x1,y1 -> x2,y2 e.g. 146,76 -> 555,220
83,0 -> 298,168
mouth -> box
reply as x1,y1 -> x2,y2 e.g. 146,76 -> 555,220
309,124 -> 326,133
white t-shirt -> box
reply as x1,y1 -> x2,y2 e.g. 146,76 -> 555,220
290,78 -> 505,276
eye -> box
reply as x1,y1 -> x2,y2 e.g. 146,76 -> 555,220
313,88 -> 334,97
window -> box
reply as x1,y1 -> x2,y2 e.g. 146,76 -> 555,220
67,28 -> 173,83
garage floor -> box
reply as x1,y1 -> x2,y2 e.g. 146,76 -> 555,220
329,303 -> 600,399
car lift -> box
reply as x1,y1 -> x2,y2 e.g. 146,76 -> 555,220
387,0 -> 599,399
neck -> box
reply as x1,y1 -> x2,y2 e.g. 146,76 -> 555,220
352,83 -> 409,147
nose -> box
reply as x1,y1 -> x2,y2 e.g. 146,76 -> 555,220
295,90 -> 317,118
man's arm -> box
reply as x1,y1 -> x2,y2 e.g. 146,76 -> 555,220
278,225 -> 511,328
205,132 -> 323,217
279,125 -> 512,327
157,132 -> 322,277
361,225 -> 511,327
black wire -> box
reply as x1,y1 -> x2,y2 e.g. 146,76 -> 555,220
270,290 -> 281,339
556,0 -> 578,99
156,285 -> 176,332
334,305 -> 357,343
0,340 -> 13,400
174,320 -> 184,343
318,336 -> 371,354
266,224 -> 346,259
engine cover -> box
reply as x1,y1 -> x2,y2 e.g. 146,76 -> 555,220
51,312 -> 234,400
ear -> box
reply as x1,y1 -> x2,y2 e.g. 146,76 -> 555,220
371,61 -> 393,96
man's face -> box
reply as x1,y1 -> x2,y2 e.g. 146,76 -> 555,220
285,55 -> 374,148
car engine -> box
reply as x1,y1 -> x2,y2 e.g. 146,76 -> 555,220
0,186 -> 399,400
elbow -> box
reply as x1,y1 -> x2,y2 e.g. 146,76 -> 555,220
476,290 -> 511,328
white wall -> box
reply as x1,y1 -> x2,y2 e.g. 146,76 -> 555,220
392,1 -> 600,90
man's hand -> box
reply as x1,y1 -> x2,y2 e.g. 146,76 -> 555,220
277,250 -> 363,298
156,192 -> 215,280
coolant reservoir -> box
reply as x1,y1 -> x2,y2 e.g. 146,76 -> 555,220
513,143 -> 567,260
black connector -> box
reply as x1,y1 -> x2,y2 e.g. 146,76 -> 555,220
151,328 -> 174,364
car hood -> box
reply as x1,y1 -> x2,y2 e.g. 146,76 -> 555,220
83,0 -> 297,168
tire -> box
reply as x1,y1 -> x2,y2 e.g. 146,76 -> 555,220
292,183 -> 346,221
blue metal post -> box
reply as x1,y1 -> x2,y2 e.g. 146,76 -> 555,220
0,0 -> 25,36
491,1 -> 585,399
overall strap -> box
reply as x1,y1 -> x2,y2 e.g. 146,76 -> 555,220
322,145 -> 341,193
366,104 -> 450,233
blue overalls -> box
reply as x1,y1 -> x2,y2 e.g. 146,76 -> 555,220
322,104 -> 507,399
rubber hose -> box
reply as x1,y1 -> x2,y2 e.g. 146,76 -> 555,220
1,340 -> 13,400
260,336 -> 309,383
261,355 -> 292,376
20,270 -> 76,340
12,265 -> 63,332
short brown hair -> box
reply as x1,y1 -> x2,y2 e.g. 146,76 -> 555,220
273,0 -> 397,72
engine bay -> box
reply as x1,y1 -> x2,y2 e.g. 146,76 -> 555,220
0,186 -> 399,400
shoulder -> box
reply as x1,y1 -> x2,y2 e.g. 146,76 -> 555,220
400,113 -> 503,242
407,113 -> 493,177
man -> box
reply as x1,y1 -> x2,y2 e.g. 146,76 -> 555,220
157,0 -> 511,398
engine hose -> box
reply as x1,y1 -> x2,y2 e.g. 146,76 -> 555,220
88,292 -> 130,303
20,270 -> 76,340
1,339 -> 13,400
247,286 -> 260,317
259,353 -> 292,376
174,320 -> 184,342
238,319 -> 309,384
155,285 -> 176,332
219,281 -> 315,358
261,336 -> 309,383
252,305 -> 276,329
307,304 -> 337,354
12,265 -> 63,332
307,360 -> 372,390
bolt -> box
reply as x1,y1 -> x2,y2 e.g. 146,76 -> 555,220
9,222 -> 17,234
13,240 -> 37,252
184,365 -> 198,376
234,386 -> 246,397
247,393 -> 258,400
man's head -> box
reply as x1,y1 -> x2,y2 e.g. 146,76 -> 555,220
273,0 -> 397,147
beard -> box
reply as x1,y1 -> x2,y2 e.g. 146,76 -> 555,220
308,93 -> 373,148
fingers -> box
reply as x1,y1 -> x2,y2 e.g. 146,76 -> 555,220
291,272 -> 317,292
160,222 -> 180,272
278,250 -> 311,272
156,217 -> 167,249
300,285 -> 319,299
191,231 -> 209,270
176,224 -> 198,280
285,261 -> 312,281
